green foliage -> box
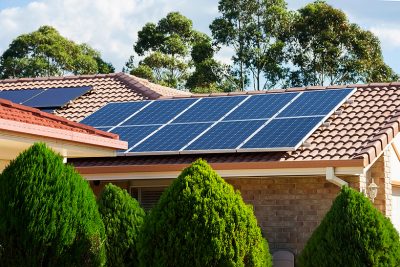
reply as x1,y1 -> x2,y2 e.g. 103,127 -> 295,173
98,184 -> 145,267
299,186 -> 400,267
138,159 -> 271,267
128,12 -> 198,88
0,143 -> 106,266
211,0 -> 289,90
0,25 -> 114,78
286,1 -> 398,86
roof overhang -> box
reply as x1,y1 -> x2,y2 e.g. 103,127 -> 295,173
76,159 -> 365,180
0,118 -> 127,160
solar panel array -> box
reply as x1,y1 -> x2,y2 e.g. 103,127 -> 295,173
0,86 -> 92,112
81,88 -> 355,155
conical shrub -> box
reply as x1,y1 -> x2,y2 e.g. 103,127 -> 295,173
98,183 -> 145,267
138,159 -> 271,267
299,186 -> 400,267
0,143 -> 106,266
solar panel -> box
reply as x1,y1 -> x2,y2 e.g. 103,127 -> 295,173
185,120 -> 265,151
23,87 -> 92,108
278,89 -> 351,117
122,98 -> 197,126
82,88 -> 355,155
241,117 -> 324,150
224,93 -> 297,121
0,89 -> 45,104
81,101 -> 150,127
173,96 -> 247,123
112,126 -> 159,150
130,123 -> 212,153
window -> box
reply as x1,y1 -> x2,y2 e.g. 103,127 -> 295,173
130,186 -> 166,210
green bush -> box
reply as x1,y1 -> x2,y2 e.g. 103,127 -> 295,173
298,186 -> 400,267
0,143 -> 106,266
98,183 -> 145,267
138,159 -> 271,267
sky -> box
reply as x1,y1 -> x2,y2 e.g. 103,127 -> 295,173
0,0 -> 400,74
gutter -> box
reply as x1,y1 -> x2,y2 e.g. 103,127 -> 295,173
326,167 -> 348,187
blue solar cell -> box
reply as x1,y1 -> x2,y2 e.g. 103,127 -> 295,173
173,96 -> 247,123
111,125 -> 159,151
132,123 -> 211,152
0,89 -> 45,104
23,86 -> 92,108
185,120 -> 265,151
81,101 -> 150,127
224,93 -> 298,121
122,98 -> 197,126
242,117 -> 323,149
278,89 -> 353,117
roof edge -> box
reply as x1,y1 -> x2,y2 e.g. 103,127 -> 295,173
0,98 -> 119,139
74,158 -> 365,174
0,118 -> 128,150
113,73 -> 163,99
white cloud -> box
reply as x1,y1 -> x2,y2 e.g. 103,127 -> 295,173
0,0 -> 189,71
370,26 -> 400,47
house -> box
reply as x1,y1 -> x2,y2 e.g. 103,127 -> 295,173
1,74 -> 400,255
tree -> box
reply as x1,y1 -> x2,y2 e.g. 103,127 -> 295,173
0,143 -> 106,266
210,0 -> 289,90
0,26 -> 114,79
298,186 -> 400,267
285,1 -> 398,87
98,184 -> 146,267
129,12 -> 205,88
186,38 -> 238,92
138,159 -> 271,267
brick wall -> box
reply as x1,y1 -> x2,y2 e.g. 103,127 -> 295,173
226,175 -> 358,254
368,152 -> 392,217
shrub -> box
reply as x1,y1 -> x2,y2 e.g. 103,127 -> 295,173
0,143 -> 106,266
298,186 -> 400,267
138,159 -> 271,267
98,183 -> 145,267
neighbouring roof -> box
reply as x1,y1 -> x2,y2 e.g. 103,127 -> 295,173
0,73 -> 191,122
0,98 -> 127,150
70,82 -> 400,169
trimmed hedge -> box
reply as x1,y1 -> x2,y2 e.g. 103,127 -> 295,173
0,143 -> 106,266
98,183 -> 145,267
299,186 -> 400,267
138,159 -> 271,267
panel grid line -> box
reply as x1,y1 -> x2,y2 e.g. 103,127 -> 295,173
236,92 -> 304,149
20,89 -> 48,104
126,98 -> 203,152
179,95 -> 253,151
108,101 -> 154,132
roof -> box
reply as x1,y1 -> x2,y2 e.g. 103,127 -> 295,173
0,73 -> 191,122
70,82 -> 400,170
0,98 -> 127,150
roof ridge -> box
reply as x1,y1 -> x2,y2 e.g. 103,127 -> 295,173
113,72 -> 163,99
0,73 -> 118,84
0,98 -> 119,140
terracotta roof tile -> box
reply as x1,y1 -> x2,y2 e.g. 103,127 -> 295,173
0,73 -> 190,122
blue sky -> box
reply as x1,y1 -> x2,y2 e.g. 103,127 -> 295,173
0,0 -> 400,76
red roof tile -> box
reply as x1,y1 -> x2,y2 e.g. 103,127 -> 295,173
0,98 -> 117,139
